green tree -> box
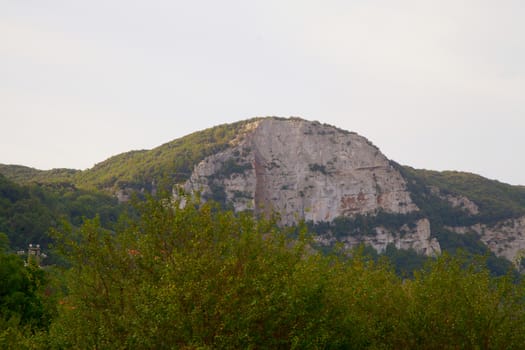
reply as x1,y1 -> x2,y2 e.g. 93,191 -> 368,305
0,245 -> 50,349
46,195 -> 525,349
404,254 -> 525,349
48,196 -> 400,348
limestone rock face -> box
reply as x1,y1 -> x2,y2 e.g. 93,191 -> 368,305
317,218 -> 441,257
429,186 -> 479,215
447,216 -> 525,265
184,118 -> 418,225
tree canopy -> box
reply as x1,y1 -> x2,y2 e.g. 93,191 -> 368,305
6,196 -> 519,349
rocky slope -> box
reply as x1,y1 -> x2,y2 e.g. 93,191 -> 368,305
2,117 -> 525,265
317,218 -> 441,257
185,118 -> 417,222
183,118 -> 440,255
447,216 -> 525,264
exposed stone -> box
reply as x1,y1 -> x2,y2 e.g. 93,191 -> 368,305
447,216 -> 525,265
429,186 -> 479,215
115,189 -> 131,203
316,218 -> 440,257
185,118 -> 418,225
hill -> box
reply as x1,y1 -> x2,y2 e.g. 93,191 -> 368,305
0,164 -> 78,184
1,117 -> 524,272
0,173 -> 121,258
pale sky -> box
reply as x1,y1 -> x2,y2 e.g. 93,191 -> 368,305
2,1 -> 524,185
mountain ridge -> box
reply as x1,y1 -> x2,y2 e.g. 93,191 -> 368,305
1,116 -> 524,269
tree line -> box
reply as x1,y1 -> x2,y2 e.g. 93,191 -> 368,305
2,195 -> 525,349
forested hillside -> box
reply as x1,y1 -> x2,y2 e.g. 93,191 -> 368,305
1,120 -> 258,192
0,173 -> 121,256
3,114 -> 525,348
2,117 -> 525,273
0,165 -> 78,185
401,166 -> 525,224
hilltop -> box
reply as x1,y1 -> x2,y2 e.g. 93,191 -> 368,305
1,117 -> 524,272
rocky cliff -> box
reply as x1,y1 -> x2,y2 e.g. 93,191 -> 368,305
185,118 -> 418,222
447,216 -> 525,265
316,218 -> 441,257
183,118 -> 438,255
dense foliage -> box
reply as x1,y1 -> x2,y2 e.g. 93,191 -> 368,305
73,119 -> 261,192
400,165 -> 525,224
0,165 -> 78,185
0,174 -> 121,255
394,165 -> 520,275
0,119 -> 262,194
2,197 -> 523,349
0,233 -> 54,349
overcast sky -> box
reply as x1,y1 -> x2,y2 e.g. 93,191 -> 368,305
2,1 -> 524,185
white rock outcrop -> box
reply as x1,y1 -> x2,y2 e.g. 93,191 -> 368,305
182,118 -> 440,256
447,216 -> 525,265
429,186 -> 479,215
317,218 -> 441,257
185,118 -> 418,225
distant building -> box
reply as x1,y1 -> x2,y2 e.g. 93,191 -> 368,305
27,244 -> 46,266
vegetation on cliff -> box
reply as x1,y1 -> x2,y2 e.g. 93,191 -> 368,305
0,119 -> 260,194
400,166 -> 525,224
